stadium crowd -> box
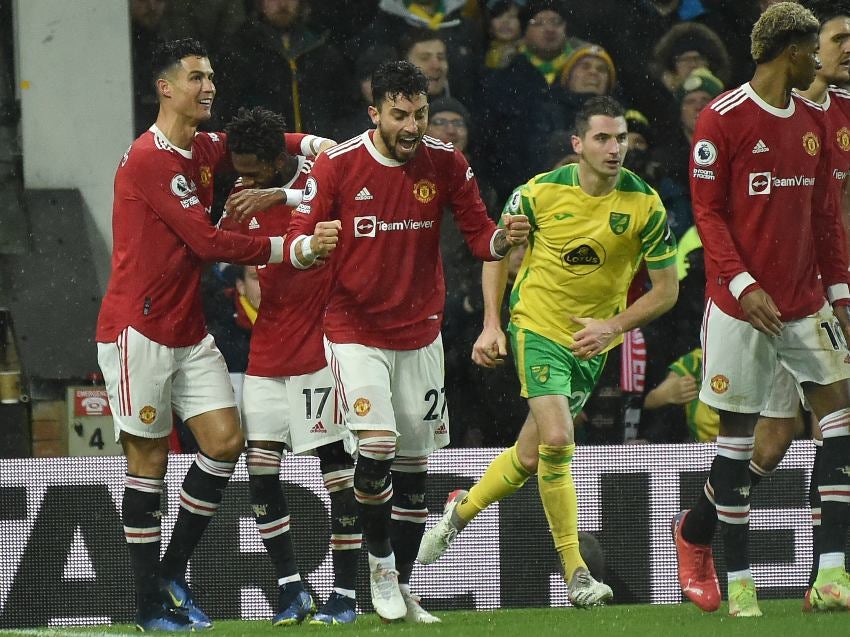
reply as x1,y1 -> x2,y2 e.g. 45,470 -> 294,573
129,0 -> 816,448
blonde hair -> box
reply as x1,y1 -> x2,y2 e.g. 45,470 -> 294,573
751,2 -> 819,63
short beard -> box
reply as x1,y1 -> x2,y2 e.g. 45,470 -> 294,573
378,126 -> 419,162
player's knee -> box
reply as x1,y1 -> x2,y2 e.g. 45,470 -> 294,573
515,445 -> 539,474
202,428 -> 245,462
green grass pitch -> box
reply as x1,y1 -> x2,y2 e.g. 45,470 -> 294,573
2,601 -> 849,637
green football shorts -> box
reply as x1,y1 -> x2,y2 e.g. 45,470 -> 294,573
508,323 -> 606,418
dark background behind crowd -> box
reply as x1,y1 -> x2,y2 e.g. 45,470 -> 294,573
129,0 -> 821,450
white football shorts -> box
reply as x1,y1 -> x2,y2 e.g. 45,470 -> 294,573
324,334 -> 450,457
241,367 -> 354,454
97,327 -> 237,441
701,300 -> 850,414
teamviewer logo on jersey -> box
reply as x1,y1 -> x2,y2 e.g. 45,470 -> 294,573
748,172 -> 771,196
354,215 -> 377,237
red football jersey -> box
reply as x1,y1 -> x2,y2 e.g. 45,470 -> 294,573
220,157 -> 332,377
286,131 -> 501,350
825,87 -> 850,194
95,127 -> 308,347
690,84 -> 847,321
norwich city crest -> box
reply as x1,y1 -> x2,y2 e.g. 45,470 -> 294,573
530,365 -> 550,383
609,212 -> 630,235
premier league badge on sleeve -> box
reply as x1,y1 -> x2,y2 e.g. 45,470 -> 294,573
693,140 -> 717,167
303,176 -> 318,202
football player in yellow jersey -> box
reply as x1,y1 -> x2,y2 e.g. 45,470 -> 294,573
418,96 -> 679,606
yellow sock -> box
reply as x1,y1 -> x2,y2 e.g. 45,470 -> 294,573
538,443 -> 585,580
456,444 -> 531,523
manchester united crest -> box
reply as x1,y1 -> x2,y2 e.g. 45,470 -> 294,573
802,131 -> 820,156
413,179 -> 437,204
139,405 -> 157,425
199,165 -> 212,187
837,127 -> 850,153
710,375 -> 729,394
353,397 -> 371,417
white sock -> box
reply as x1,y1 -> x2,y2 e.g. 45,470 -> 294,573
333,587 -> 355,599
727,568 -> 752,584
368,551 -> 396,572
819,552 -> 844,571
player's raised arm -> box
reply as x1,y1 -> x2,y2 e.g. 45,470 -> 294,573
136,153 -> 283,265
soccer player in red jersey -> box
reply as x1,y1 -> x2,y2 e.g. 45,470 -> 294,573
95,39 -> 329,631
672,3 -> 850,617
674,1 -> 850,613
219,107 -> 361,626
285,61 -> 530,621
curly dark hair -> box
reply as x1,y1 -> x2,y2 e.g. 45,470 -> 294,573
751,2 -> 819,64
574,95 -> 625,138
370,60 -> 429,107
225,107 -> 287,163
653,22 -> 731,84
150,38 -> 207,87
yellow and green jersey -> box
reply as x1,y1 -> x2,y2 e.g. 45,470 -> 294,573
505,163 -> 676,351
669,348 -> 719,443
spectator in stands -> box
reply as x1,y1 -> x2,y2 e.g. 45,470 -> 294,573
204,265 -> 257,406
479,0 -> 586,201
552,43 -> 618,146
650,68 -> 723,239
652,21 -> 730,94
130,0 -> 167,136
217,0 -> 352,134
334,45 -> 396,141
159,0 -> 247,54
643,347 -> 717,442
640,226 -> 706,442
483,0 -> 525,70
351,0 -> 482,107
399,30 -> 450,100
622,108 -> 659,184
559,43 -> 616,97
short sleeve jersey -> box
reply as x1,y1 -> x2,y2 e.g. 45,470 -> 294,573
220,157 -> 331,377
507,164 -> 677,351
669,348 -> 718,443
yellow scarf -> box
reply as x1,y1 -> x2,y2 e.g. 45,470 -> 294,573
521,44 -> 573,85
407,2 -> 445,29
238,294 -> 258,325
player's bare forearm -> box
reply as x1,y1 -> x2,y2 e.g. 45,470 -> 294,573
572,265 -> 678,359
473,260 -> 511,368
481,259 -> 510,329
